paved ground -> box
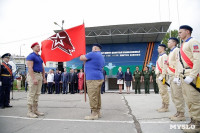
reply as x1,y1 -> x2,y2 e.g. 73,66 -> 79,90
0,90 -> 189,133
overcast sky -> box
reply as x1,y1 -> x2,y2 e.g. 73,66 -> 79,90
0,0 -> 199,57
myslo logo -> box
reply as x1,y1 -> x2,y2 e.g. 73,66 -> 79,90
170,124 -> 195,130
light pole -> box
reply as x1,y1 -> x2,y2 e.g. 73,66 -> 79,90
54,20 -> 65,72
20,44 -> 25,56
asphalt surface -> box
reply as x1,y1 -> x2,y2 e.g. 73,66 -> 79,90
0,90 -> 189,133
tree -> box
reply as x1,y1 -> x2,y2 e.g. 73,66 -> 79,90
161,30 -> 180,54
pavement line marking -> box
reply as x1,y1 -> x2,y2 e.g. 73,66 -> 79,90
0,115 -> 134,124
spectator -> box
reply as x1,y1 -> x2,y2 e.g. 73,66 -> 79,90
101,68 -> 107,94
16,74 -> 22,92
68,69 -> 76,94
54,69 -> 61,94
125,67 -> 132,94
78,69 -> 84,94
47,69 -> 54,94
61,68 -> 69,94
117,67 -> 123,94
74,69 -> 78,93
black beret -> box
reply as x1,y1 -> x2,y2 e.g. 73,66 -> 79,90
158,44 -> 167,48
1,53 -> 11,58
168,37 -> 179,44
93,43 -> 102,49
179,25 -> 193,32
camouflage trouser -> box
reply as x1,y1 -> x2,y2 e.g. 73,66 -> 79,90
169,75 -> 185,113
144,79 -> 150,93
153,79 -> 159,93
180,77 -> 200,121
86,80 -> 104,112
156,76 -> 169,105
27,73 -> 43,106
135,79 -> 141,94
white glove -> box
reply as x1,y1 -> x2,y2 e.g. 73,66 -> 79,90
184,76 -> 194,84
158,76 -> 163,81
0,81 -> 2,86
173,78 -> 179,84
177,79 -> 181,86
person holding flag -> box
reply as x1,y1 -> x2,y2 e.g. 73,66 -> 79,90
80,44 -> 105,120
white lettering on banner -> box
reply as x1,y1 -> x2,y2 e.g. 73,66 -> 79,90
101,51 -> 141,57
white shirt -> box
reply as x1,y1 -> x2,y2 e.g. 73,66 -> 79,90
47,73 -> 54,82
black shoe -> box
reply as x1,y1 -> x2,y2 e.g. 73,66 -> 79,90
5,105 -> 12,108
0,106 -> 5,109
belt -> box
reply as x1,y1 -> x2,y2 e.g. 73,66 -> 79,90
1,74 -> 11,77
34,71 -> 42,74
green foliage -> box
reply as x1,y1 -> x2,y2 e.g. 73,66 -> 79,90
161,30 -> 180,54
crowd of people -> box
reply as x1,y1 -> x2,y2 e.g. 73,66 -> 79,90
38,67 -> 107,95
117,65 -> 158,94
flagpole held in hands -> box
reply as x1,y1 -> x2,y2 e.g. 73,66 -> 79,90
83,61 -> 86,102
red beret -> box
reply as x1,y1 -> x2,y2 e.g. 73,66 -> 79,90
31,42 -> 39,48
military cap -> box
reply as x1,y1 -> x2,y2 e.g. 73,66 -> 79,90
179,25 -> 193,33
1,53 -> 11,58
93,43 -> 102,49
168,37 -> 179,44
158,44 -> 167,48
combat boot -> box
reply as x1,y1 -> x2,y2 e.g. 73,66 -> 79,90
33,102 -> 44,116
169,111 -> 179,119
158,104 -> 169,113
27,105 -> 38,118
183,119 -> 200,133
84,111 -> 98,120
156,103 -> 165,111
171,112 -> 186,121
97,109 -> 102,118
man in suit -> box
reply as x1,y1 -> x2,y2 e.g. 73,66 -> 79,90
101,67 -> 107,94
54,69 -> 61,94
61,68 -> 69,94
74,69 -> 78,93
68,69 -> 75,94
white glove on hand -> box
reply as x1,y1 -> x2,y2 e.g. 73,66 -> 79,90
184,76 -> 194,84
158,76 -> 163,81
0,81 -> 2,86
177,79 -> 181,86
173,78 -> 179,84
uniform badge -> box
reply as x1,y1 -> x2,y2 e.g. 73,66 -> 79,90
193,45 -> 199,50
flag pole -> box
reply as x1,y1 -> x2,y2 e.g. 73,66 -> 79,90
83,21 -> 87,102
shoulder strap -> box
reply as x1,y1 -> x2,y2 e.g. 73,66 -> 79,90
156,61 -> 162,73
2,63 -> 12,75
180,44 -> 193,69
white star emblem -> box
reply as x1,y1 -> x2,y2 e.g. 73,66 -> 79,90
50,33 -> 66,47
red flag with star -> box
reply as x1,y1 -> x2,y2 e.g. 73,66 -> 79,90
41,24 -> 85,64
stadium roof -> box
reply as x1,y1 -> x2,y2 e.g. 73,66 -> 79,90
85,22 -> 171,44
